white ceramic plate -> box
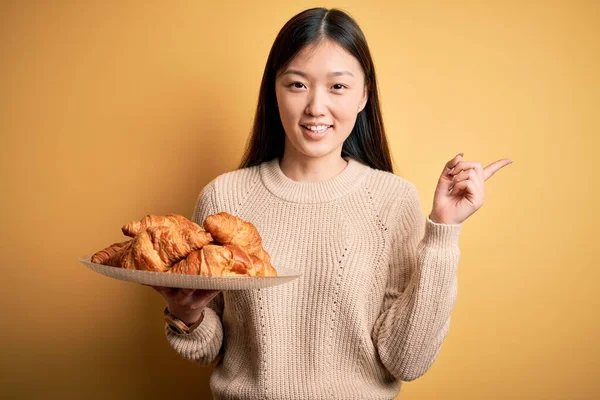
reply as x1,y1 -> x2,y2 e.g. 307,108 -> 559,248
78,254 -> 301,290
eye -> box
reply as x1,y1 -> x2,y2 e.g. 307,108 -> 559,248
289,82 -> 306,89
332,84 -> 347,90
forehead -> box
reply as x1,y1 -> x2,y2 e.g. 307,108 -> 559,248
286,39 -> 364,78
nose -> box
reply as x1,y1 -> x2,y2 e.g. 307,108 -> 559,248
305,87 -> 328,117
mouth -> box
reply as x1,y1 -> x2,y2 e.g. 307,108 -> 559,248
300,124 -> 333,139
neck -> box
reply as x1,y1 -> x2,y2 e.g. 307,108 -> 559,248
279,151 -> 348,183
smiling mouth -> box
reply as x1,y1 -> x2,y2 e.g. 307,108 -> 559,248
300,125 -> 333,133
300,125 -> 333,140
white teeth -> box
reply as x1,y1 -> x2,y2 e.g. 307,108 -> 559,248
303,125 -> 330,132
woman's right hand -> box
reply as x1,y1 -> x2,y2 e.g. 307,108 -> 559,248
147,286 -> 222,325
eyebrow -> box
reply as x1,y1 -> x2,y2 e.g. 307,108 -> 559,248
281,69 -> 355,78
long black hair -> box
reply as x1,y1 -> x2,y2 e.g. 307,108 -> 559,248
239,7 -> 394,173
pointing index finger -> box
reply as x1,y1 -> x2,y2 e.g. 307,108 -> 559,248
483,158 -> 513,181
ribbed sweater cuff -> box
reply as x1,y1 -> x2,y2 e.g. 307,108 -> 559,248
165,307 -> 222,363
423,217 -> 462,248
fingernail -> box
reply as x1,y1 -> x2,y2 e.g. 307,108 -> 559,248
457,152 -> 464,157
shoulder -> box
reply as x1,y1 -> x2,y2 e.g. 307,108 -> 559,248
210,163 -> 262,192
196,163 -> 263,214
361,165 -> 420,209
354,163 -> 423,232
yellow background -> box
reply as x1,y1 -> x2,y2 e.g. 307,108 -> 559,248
1,1 -> 598,399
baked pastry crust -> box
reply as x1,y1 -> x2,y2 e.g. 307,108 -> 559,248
121,214 -> 203,237
91,212 -> 276,277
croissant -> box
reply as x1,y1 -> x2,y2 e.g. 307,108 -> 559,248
99,240 -> 134,267
121,214 -> 206,238
203,212 -> 272,266
91,240 -> 131,264
212,244 -> 256,277
169,244 -> 277,277
169,249 -> 206,275
92,226 -> 212,272
249,254 -> 277,277
124,226 -> 213,272
91,212 -> 277,277
169,245 -> 240,276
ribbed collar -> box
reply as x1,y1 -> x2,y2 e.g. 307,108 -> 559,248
259,157 -> 371,204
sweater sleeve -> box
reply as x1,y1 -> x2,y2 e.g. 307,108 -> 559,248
372,183 -> 462,381
164,179 -> 225,366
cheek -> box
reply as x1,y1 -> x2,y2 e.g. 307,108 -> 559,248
276,95 -> 300,125
333,98 -> 360,124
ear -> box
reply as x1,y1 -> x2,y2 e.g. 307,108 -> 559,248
358,86 -> 368,113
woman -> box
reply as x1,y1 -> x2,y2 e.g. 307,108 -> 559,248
152,7 -> 512,399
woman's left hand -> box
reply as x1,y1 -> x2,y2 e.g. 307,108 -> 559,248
428,153 -> 513,225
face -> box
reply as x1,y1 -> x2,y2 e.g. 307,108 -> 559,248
275,39 -> 368,162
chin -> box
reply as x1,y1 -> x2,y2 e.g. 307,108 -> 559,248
284,133 -> 345,160
295,144 -> 342,160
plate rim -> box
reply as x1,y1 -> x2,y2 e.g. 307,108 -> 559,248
78,254 -> 301,290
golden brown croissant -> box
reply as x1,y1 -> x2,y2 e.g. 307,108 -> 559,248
100,226 -> 210,272
249,254 -> 277,277
91,240 -> 131,264
132,226 -> 211,271
220,244 -> 256,276
170,245 -> 249,276
96,240 -> 134,268
169,246 -> 231,276
92,212 -> 277,277
203,212 -> 272,266
121,214 -> 206,238
169,243 -> 277,277
169,249 -> 206,275
203,213 -> 261,252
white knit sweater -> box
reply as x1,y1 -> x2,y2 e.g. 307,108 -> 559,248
165,157 -> 462,400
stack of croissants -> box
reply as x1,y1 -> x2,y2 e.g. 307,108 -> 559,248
91,212 -> 277,277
